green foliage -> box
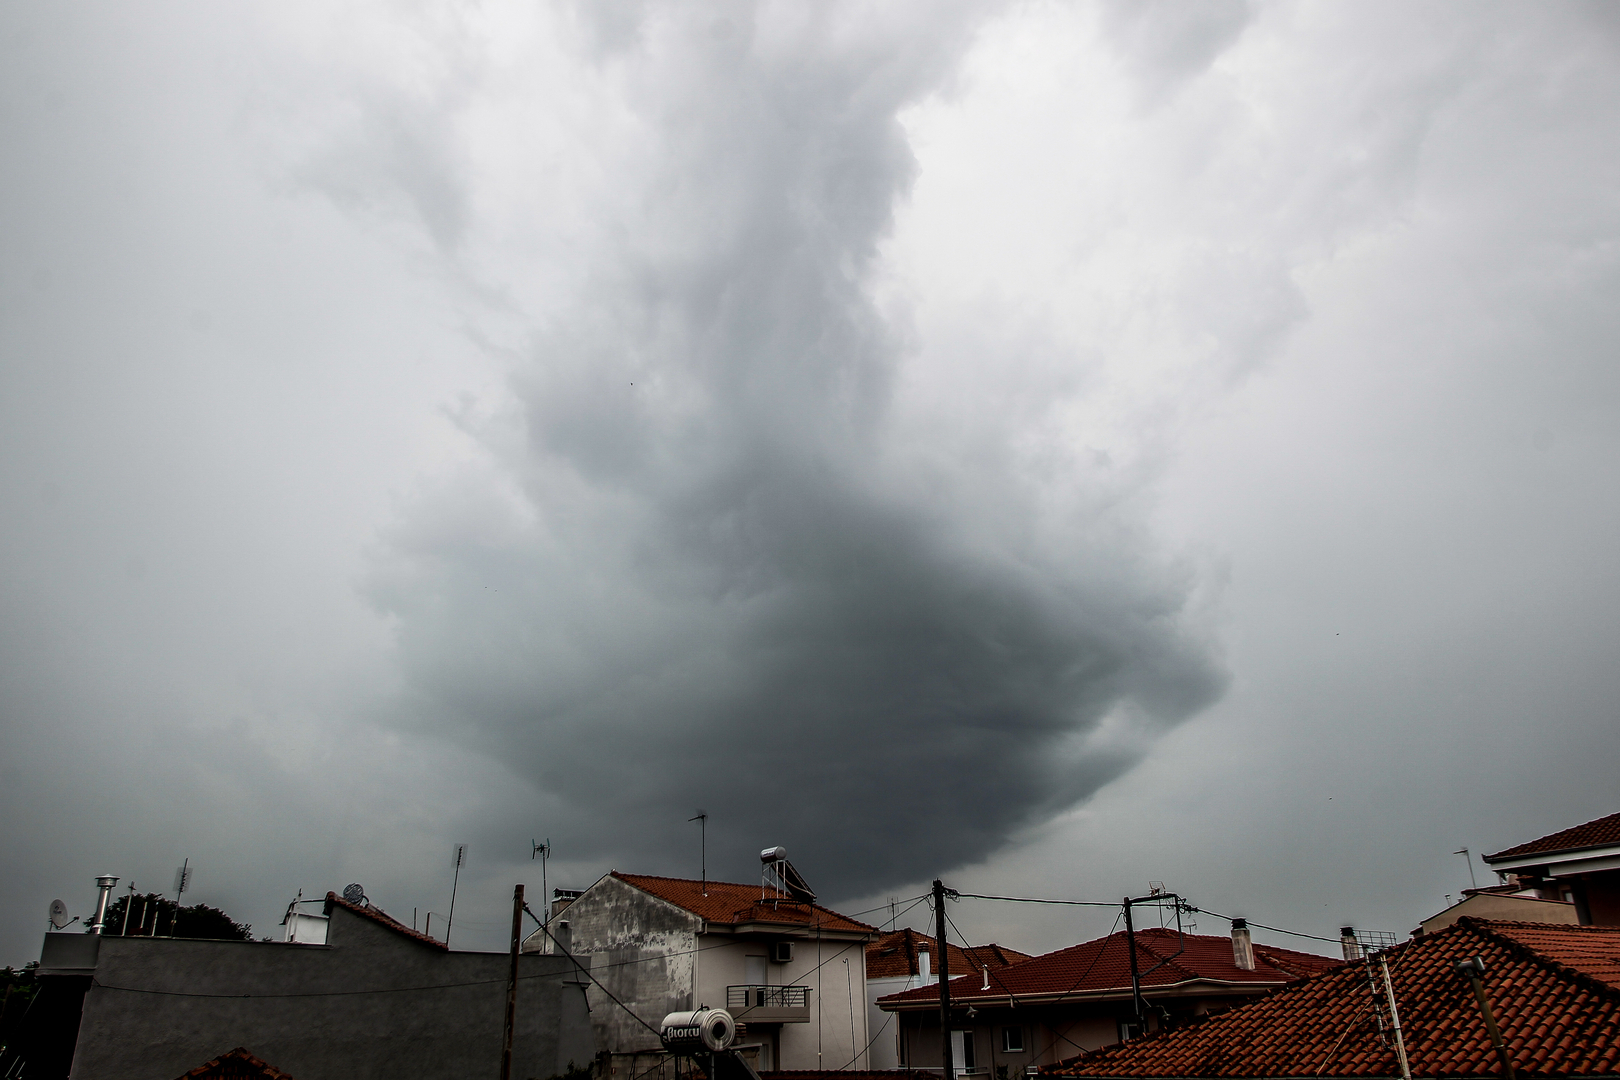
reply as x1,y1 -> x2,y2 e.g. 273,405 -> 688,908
92,893 -> 252,940
1,963 -> 39,1053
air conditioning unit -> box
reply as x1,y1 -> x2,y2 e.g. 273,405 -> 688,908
771,941 -> 795,964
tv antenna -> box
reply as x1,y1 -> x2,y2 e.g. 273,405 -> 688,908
446,844 -> 466,947
1453,847 -> 1478,891
689,811 -> 707,895
532,838 -> 550,927
48,898 -> 75,931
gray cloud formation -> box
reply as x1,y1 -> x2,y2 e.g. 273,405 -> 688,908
351,2 -> 1226,893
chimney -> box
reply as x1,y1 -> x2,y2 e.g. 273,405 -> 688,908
91,875 -> 119,936
552,919 -> 573,954
1340,926 -> 1362,962
918,947 -> 932,985
1230,918 -> 1255,971
981,964 -> 991,990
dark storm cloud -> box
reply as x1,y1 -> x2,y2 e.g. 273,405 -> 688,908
356,2 -> 1226,894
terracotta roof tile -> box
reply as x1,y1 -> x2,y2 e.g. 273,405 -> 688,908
1486,811 -> 1620,862
175,1047 -> 295,1080
880,928 -> 1336,1007
1043,919 -> 1620,1079
612,873 -> 876,935
865,928 -> 1033,979
324,892 -> 448,951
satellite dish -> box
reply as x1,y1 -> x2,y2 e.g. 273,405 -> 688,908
49,899 -> 68,928
342,883 -> 365,905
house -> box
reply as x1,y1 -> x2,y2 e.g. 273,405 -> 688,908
878,922 -> 1337,1076
6,891 -> 595,1080
522,857 -> 879,1074
1415,882 -> 1578,936
864,929 -> 1032,1070
1483,809 -> 1620,924
1043,918 -> 1620,1080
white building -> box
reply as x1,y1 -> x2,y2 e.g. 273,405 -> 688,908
524,864 -> 878,1073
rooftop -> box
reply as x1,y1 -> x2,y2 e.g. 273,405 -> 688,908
1044,919 -> 1620,1079
323,892 -> 447,951
1485,810 -> 1620,863
880,927 -> 1337,1007
865,927 -> 1033,980
611,873 -> 877,935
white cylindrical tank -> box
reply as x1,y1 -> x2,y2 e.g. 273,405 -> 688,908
660,1009 -> 737,1054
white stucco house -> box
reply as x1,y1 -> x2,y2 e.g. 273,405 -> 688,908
524,862 -> 879,1074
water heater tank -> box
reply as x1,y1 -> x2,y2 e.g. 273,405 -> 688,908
759,846 -> 787,863
660,1009 -> 737,1054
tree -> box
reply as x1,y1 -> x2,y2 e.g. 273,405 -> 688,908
0,963 -> 39,1058
92,893 -> 252,940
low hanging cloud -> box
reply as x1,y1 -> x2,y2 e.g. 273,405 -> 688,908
342,1 -> 1228,895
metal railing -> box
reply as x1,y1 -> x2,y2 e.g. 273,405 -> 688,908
727,984 -> 810,1011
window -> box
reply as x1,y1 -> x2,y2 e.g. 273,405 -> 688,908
1002,1028 -> 1024,1054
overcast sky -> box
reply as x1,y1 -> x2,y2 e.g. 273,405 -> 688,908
3,1 -> 1618,966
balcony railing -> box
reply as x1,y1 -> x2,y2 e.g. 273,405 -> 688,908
727,984 -> 811,1023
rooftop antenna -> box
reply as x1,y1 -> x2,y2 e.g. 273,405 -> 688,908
688,812 -> 707,895
170,860 -> 192,937
1453,847 -> 1479,891
447,844 -> 466,947
120,883 -> 136,936
532,839 -> 550,925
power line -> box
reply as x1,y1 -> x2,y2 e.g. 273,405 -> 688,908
954,892 -> 1119,908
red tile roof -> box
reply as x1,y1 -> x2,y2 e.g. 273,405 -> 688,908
175,1047 -> 295,1080
1485,810 -> 1620,862
324,892 -> 448,951
1044,919 -> 1620,1079
880,928 -> 1337,1008
612,874 -> 876,936
865,928 -> 1033,980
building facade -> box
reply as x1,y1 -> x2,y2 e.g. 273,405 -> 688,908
524,871 -> 878,1074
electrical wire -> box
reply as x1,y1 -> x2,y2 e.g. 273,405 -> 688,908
954,892 -> 1120,909
1185,906 -> 1342,946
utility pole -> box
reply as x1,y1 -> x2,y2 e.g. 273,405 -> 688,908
1123,897 -> 1144,1035
501,884 -> 524,1080
934,879 -> 953,1080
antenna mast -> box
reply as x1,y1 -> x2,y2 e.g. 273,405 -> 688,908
688,812 -> 708,895
532,839 -> 550,927
447,844 -> 466,947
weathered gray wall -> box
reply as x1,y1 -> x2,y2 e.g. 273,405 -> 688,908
531,876 -> 699,1055
63,905 -> 594,1080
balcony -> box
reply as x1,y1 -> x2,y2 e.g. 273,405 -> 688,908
727,984 -> 811,1024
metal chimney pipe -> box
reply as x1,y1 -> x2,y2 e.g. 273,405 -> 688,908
918,947 -> 931,985
1230,918 -> 1255,971
1339,926 -> 1362,962
91,875 -> 119,935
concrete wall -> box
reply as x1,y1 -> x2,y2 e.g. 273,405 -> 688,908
533,875 -> 702,1055
56,905 -> 594,1080
1419,892 -> 1579,935
775,936 -> 868,1073
866,975 -> 922,1069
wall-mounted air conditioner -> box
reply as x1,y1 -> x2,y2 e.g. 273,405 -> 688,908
771,941 -> 794,964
